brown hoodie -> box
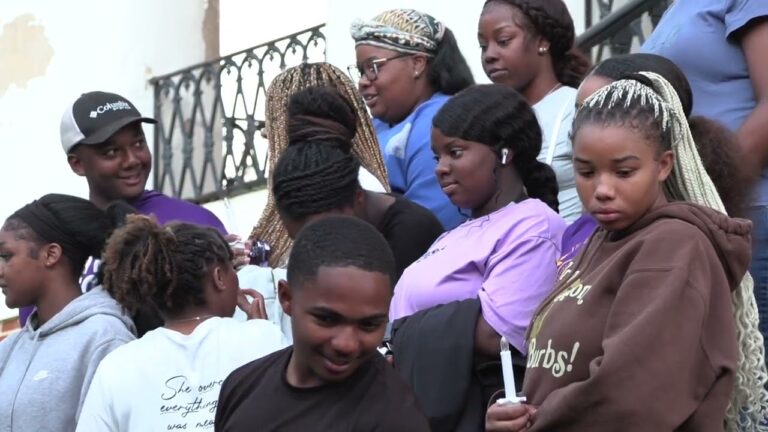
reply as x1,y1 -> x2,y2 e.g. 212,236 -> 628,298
522,202 -> 751,432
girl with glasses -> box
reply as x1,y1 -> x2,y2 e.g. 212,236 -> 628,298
350,9 -> 475,230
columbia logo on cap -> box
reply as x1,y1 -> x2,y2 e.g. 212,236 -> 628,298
89,100 -> 132,118
60,91 -> 157,154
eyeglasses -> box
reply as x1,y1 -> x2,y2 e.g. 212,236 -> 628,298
348,53 -> 412,82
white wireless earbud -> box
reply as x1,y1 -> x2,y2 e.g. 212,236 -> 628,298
501,148 -> 509,165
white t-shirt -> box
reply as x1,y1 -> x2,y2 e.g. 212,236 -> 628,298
533,86 -> 581,223
76,317 -> 287,432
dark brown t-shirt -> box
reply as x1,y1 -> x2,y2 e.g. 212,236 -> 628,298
214,346 -> 430,432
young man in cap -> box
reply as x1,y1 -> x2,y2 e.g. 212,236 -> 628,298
214,216 -> 430,432
61,91 -> 227,231
16,91 -> 231,327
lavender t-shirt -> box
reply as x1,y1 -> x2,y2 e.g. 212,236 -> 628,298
390,199 -> 566,353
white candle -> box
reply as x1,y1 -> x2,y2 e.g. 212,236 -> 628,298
498,336 -> 525,405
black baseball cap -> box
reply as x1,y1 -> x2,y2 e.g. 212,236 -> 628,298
60,91 -> 157,153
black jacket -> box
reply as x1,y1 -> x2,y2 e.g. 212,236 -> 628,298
392,298 -> 498,432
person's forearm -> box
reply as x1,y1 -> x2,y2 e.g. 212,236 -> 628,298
738,18 -> 768,180
738,100 -> 768,179
475,314 -> 503,356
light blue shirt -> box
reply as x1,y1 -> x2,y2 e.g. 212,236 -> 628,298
374,92 -> 467,229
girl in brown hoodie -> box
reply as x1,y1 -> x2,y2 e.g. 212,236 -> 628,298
488,73 -> 766,431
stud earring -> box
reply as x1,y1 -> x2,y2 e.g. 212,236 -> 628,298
538,46 -> 548,54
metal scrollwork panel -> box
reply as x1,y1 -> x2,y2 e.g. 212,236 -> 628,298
583,0 -> 671,64
151,25 -> 326,202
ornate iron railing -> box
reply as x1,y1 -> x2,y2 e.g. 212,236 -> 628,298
151,4 -> 672,203
578,0 -> 671,63
150,25 -> 326,203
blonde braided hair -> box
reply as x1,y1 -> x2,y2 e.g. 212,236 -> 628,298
639,71 -> 768,432
250,62 -> 389,266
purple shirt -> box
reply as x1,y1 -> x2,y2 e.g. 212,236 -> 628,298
129,190 -> 227,234
17,191 -> 227,326
558,214 -> 598,267
390,199 -> 566,353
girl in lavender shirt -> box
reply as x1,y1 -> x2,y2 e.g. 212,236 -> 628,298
391,84 -> 566,356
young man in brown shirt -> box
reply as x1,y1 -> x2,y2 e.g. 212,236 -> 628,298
214,216 -> 429,431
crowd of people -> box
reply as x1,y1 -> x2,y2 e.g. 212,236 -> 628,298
1,0 -> 768,431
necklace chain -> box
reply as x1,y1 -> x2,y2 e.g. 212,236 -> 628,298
165,314 -> 215,324
545,82 -> 563,97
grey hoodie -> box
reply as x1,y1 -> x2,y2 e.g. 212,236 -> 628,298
0,287 -> 135,432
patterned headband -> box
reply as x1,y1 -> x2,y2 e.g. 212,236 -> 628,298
350,9 -> 446,57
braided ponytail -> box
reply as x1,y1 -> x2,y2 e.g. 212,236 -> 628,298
272,86 -> 363,223
641,72 -> 768,431
251,63 -> 389,267
514,160 -> 559,212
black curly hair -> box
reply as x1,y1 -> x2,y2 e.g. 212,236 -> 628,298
101,215 -> 232,316
483,0 -> 589,87
432,84 -> 559,212
688,117 -> 751,217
